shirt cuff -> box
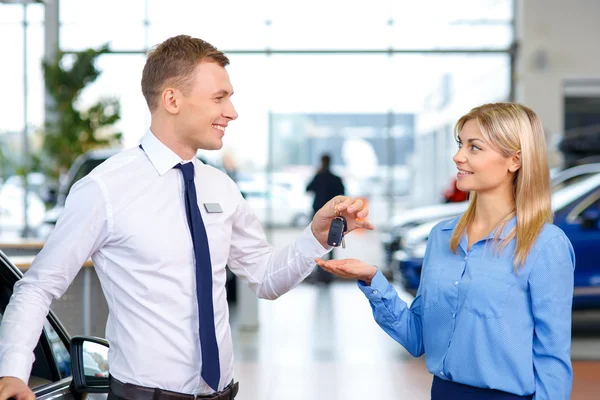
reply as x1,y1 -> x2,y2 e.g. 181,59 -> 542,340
0,351 -> 34,385
296,223 -> 331,259
357,268 -> 388,299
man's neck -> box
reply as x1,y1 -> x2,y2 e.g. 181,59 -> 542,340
150,121 -> 196,160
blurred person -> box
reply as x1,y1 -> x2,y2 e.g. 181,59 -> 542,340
222,150 -> 239,183
306,153 -> 345,284
0,35 -> 374,400
317,103 -> 574,400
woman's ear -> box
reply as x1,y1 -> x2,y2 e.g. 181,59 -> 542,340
509,150 -> 521,173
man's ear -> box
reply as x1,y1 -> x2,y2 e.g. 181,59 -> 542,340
509,150 -> 521,173
162,88 -> 180,115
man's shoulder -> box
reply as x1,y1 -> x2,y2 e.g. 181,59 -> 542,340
87,147 -> 145,179
197,162 -> 242,194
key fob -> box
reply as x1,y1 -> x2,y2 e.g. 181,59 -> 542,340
327,216 -> 347,247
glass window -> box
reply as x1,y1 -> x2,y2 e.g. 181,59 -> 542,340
60,0 -> 146,50
43,320 -> 71,379
77,54 -> 149,149
390,0 -> 513,49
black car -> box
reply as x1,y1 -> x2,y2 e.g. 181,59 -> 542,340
0,251 -> 111,399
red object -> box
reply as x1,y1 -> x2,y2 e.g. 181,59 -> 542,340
444,178 -> 469,203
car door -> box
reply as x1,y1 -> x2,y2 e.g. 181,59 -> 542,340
0,252 -> 76,400
555,187 -> 600,306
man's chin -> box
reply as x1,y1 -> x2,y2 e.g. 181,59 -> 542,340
198,141 -> 223,151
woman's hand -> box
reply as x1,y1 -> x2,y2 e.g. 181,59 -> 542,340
315,258 -> 378,286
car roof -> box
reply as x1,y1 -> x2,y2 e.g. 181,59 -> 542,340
553,172 -> 600,210
389,201 -> 469,227
0,251 -> 24,282
551,163 -> 600,186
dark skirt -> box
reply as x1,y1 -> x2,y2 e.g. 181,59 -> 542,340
431,376 -> 534,400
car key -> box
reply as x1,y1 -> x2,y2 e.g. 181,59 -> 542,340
341,216 -> 347,248
327,216 -> 348,247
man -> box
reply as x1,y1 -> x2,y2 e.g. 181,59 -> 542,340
306,153 -> 346,283
306,154 -> 345,217
0,35 -> 372,400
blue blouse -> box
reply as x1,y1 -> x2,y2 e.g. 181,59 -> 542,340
359,216 -> 575,399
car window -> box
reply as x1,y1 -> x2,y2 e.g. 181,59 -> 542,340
0,268 -> 69,388
44,320 -> 71,379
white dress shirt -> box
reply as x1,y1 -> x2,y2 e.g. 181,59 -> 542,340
0,131 -> 329,394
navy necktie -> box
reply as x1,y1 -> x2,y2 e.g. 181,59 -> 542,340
174,162 -> 220,391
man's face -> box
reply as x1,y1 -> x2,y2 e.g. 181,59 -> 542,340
453,119 -> 516,195
176,61 -> 238,151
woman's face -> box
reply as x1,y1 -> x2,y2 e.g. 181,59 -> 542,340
453,119 -> 518,195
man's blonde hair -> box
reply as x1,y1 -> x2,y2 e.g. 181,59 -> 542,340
450,103 -> 553,269
141,35 -> 230,112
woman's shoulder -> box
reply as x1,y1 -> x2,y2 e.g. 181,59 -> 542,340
537,222 -> 570,244
531,222 -> 574,260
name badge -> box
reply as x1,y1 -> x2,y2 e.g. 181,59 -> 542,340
204,203 -> 223,213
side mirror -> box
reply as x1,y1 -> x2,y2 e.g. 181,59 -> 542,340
70,336 -> 110,393
581,209 -> 600,230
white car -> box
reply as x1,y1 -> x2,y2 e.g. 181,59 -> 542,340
382,163 -> 600,268
395,171 -> 600,274
237,179 -> 312,228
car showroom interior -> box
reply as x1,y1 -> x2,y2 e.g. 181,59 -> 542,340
0,1 -> 599,399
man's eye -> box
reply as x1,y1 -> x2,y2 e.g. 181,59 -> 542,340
472,145 -> 481,151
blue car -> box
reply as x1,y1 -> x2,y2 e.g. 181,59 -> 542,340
396,172 -> 600,309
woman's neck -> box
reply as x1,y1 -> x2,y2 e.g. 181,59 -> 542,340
473,187 -> 515,230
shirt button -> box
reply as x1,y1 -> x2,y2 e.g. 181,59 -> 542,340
464,256 -> 468,260
452,313 -> 456,318
454,281 -> 459,286
372,290 -> 378,295
440,372 -> 445,376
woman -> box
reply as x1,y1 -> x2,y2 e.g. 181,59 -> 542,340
317,103 -> 574,400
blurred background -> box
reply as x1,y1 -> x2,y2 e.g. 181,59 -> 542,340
1,0 -> 599,398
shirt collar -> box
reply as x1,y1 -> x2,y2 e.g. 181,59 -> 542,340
441,213 -> 517,240
140,130 -> 203,176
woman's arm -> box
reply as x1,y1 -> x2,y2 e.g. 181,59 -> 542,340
358,269 -> 425,357
316,257 -> 425,357
528,234 -> 575,400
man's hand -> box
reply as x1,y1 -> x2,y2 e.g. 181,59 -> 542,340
311,196 -> 374,248
0,377 -> 35,400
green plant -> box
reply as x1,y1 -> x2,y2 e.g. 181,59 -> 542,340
41,44 -> 122,181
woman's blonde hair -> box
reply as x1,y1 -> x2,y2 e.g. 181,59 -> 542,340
449,103 -> 553,269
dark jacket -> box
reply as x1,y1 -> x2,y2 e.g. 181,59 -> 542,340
306,170 -> 345,213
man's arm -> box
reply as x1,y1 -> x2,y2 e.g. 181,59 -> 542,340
227,184 -> 371,299
227,192 -> 329,300
0,177 -> 110,386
